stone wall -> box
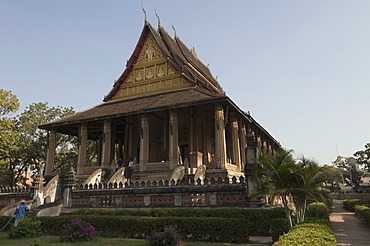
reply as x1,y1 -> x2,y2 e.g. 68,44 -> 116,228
0,186 -> 32,210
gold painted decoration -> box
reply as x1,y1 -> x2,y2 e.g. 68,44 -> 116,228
109,33 -> 193,101
146,66 -> 154,79
137,35 -> 163,63
157,64 -> 165,77
126,74 -> 133,83
135,69 -> 144,81
168,64 -> 175,75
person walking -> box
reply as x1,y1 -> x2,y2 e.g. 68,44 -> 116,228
14,200 -> 29,227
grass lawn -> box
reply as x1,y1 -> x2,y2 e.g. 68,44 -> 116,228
0,232 -> 271,246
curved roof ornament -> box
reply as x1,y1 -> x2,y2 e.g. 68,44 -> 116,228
171,24 -> 177,38
155,9 -> 161,28
141,5 -> 148,24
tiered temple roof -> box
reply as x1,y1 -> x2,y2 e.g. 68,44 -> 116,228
39,21 -> 278,146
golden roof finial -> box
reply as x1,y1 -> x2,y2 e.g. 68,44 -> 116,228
142,5 -> 147,24
155,9 -> 161,28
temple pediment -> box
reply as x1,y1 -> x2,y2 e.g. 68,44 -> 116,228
104,22 -> 225,103
109,33 -> 191,101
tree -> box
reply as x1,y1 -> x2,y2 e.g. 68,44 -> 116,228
14,102 -> 76,180
254,148 -> 297,228
254,149 -> 338,228
292,157 -> 340,223
0,89 -> 20,186
354,143 -> 370,170
0,89 -> 19,116
332,155 -> 362,191
0,97 -> 76,186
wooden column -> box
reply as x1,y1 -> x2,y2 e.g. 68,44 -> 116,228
45,129 -> 56,175
123,117 -> 132,162
168,111 -> 179,170
97,137 -> 102,166
189,109 -> 194,153
101,119 -> 112,167
77,123 -> 88,175
231,118 -> 241,171
215,105 -> 226,169
139,115 -> 149,171
239,121 -> 247,170
202,114 -> 208,164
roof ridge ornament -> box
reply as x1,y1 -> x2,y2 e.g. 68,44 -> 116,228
155,9 -> 161,28
191,46 -> 198,58
141,5 -> 148,24
171,23 -> 177,38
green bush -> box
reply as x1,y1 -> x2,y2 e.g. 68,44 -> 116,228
39,215 -> 249,243
353,205 -> 370,225
8,217 -> 42,239
70,207 -> 286,236
273,219 -> 336,246
305,202 -> 330,219
270,218 -> 290,242
343,199 -> 370,212
0,216 -> 13,232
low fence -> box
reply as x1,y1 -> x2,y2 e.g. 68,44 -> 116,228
332,193 -> 370,200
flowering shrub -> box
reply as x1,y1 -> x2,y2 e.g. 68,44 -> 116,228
60,218 -> 95,242
148,225 -> 183,246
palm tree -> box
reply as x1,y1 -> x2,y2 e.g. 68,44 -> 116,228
254,148 -> 297,228
254,149 -> 341,228
292,157 -> 332,223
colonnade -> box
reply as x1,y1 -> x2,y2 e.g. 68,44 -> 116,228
44,104 -> 277,177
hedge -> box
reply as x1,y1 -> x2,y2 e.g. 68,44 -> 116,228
353,205 -> 370,225
305,202 -> 330,219
38,215 -> 249,243
71,207 -> 286,236
273,219 -> 336,246
343,199 -> 370,212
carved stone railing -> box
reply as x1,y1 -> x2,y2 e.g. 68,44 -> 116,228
0,186 -> 31,193
71,176 -> 247,208
75,175 -> 245,190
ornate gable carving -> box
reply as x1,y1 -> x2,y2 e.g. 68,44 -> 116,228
110,34 -> 192,101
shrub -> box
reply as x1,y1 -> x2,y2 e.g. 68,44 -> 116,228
60,218 -> 95,243
343,199 -> 370,212
306,202 -> 330,219
270,218 -> 290,242
38,215 -> 249,243
148,225 -> 183,246
353,205 -> 370,225
273,219 -> 336,246
69,207 -> 285,236
8,217 -> 42,239
0,216 -> 13,232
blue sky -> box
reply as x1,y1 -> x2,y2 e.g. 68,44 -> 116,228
1,1 -> 369,165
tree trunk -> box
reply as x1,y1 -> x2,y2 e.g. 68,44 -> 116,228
282,195 -> 293,229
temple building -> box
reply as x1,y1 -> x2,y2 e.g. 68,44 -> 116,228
39,20 -> 279,184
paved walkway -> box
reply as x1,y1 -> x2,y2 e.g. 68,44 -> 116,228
330,200 -> 370,246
